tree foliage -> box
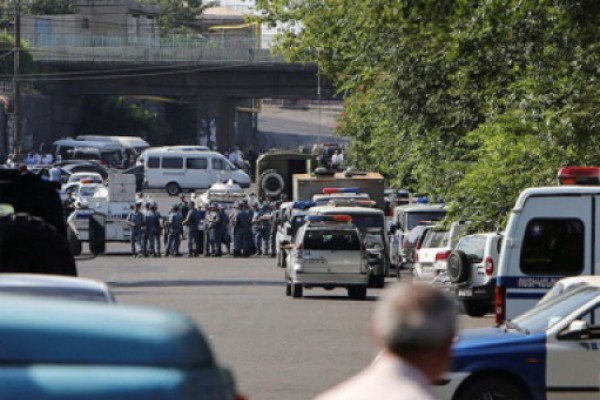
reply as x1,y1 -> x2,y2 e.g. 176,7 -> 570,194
0,32 -> 35,76
256,0 -> 600,229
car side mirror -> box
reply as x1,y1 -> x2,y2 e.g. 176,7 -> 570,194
559,320 -> 589,340
88,212 -> 106,256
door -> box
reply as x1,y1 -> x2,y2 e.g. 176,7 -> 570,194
210,157 -> 229,184
161,156 -> 184,187
184,157 -> 209,189
505,195 -> 592,319
546,302 -> 600,400
301,229 -> 362,275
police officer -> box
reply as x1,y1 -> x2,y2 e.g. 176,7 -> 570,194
252,203 -> 271,256
220,205 -> 231,255
206,203 -> 222,257
165,204 -> 183,257
183,202 -> 202,257
141,202 -> 151,256
126,202 -> 145,258
269,201 -> 282,258
144,203 -> 161,257
232,202 -> 252,257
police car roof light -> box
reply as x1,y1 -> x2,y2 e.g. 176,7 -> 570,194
322,187 -> 360,194
415,196 -> 430,204
292,201 -> 317,209
557,166 -> 600,185
306,214 -> 352,223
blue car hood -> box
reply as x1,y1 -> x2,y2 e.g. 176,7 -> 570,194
453,327 -> 545,358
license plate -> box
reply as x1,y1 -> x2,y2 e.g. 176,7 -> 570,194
458,289 -> 472,297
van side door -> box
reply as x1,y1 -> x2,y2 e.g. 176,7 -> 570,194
504,195 -> 592,319
184,157 -> 209,189
210,157 -> 228,184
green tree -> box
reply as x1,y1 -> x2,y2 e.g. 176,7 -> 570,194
0,32 -> 35,76
256,0 -> 600,230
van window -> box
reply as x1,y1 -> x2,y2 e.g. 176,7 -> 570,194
405,211 -> 446,231
212,158 -> 226,171
147,157 -> 159,169
520,218 -> 584,276
187,158 -> 207,170
162,157 -> 183,169
303,229 -> 361,251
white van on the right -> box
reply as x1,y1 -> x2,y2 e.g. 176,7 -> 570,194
495,166 -> 600,324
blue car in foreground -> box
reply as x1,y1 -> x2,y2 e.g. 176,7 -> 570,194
0,295 -> 243,399
433,280 -> 600,400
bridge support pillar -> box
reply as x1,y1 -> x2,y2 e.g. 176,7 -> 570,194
195,96 -> 258,153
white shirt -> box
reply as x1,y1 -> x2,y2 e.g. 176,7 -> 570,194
314,353 -> 437,400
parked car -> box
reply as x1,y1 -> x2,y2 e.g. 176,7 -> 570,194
538,275 -> 600,305
0,294 -> 243,399
445,232 -> 503,317
67,172 -> 104,185
0,274 -> 116,303
61,162 -> 109,180
433,281 -> 600,400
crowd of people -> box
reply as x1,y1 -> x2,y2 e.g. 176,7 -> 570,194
126,193 -> 281,259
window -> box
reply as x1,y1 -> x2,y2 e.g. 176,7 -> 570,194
187,158 -> 207,170
405,211 -> 446,231
520,218 -> 584,275
303,230 -> 361,251
456,235 -> 486,263
212,158 -> 225,170
147,157 -> 159,169
162,157 -> 183,169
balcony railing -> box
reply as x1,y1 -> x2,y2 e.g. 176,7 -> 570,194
23,33 -> 286,64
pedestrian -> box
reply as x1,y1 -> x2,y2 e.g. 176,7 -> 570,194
153,203 -> 163,257
143,203 -> 161,257
331,149 -> 343,171
183,202 -> 202,257
269,201 -> 282,258
141,202 -> 151,256
232,202 -> 251,257
252,203 -> 271,256
220,205 -> 231,255
315,283 -> 457,400
249,203 -> 259,254
49,164 -> 62,183
205,203 -> 222,256
196,203 -> 207,255
126,202 -> 145,258
165,204 -> 183,257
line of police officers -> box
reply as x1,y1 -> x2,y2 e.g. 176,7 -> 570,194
126,197 -> 279,259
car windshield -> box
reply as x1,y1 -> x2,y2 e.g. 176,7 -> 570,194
79,186 -> 97,196
422,230 -> 449,248
512,286 -> 599,332
345,214 -> 384,231
406,211 -> 446,230
303,229 -> 361,250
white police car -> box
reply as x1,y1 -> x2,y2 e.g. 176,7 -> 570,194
285,214 -> 369,299
434,279 -> 600,400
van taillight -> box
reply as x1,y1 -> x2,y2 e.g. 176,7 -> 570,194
495,285 -> 506,324
435,250 -> 451,261
415,239 -> 422,250
485,256 -> 494,276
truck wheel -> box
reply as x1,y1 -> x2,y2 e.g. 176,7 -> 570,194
166,182 -> 181,196
370,275 -> 385,289
0,214 -> 77,276
259,169 -> 284,198
447,250 -> 470,283
285,281 -> 291,296
67,227 -> 82,256
456,377 -> 527,400
348,286 -> 367,300
461,299 -> 490,317
292,283 -> 303,298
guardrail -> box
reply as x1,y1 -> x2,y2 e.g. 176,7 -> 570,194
24,33 -> 286,64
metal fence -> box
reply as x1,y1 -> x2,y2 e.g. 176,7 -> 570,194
24,33 -> 286,64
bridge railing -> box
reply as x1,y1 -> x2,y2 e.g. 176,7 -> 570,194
24,33 -> 286,64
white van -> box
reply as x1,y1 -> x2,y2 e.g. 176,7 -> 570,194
143,149 -> 251,195
76,135 -> 150,156
495,166 -> 600,324
52,139 -> 123,167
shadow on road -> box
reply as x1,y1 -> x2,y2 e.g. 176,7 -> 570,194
109,279 -> 283,288
299,295 -> 380,302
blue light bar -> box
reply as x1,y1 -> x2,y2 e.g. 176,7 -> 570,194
322,187 -> 360,194
293,201 -> 317,209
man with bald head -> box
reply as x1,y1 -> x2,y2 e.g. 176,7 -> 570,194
315,283 -> 457,400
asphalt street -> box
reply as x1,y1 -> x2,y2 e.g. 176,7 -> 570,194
77,193 -> 493,400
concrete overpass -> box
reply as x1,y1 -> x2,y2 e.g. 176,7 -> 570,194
25,33 -> 338,151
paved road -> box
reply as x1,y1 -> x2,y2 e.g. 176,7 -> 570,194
77,194 -> 493,400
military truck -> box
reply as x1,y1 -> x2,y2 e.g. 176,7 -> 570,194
256,151 -> 317,201
292,171 -> 386,210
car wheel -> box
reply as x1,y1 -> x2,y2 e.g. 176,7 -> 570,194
292,283 -> 303,298
456,377 -> 528,400
259,169 -> 284,198
67,227 -> 82,256
461,299 -> 491,317
370,275 -> 385,289
447,250 -> 470,283
165,182 -> 181,196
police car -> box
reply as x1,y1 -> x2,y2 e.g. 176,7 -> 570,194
275,201 -> 312,268
433,279 -> 600,400
285,214 -> 369,299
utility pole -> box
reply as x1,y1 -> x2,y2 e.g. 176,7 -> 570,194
13,0 -> 21,160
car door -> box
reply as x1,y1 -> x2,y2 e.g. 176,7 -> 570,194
184,157 -> 209,189
546,301 -> 600,400
210,157 -> 228,184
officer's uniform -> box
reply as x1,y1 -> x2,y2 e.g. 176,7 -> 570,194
127,206 -> 145,257
183,207 -> 202,257
252,205 -> 271,256
144,206 -> 161,257
206,206 -> 222,256
166,207 -> 183,256
233,205 -> 252,257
